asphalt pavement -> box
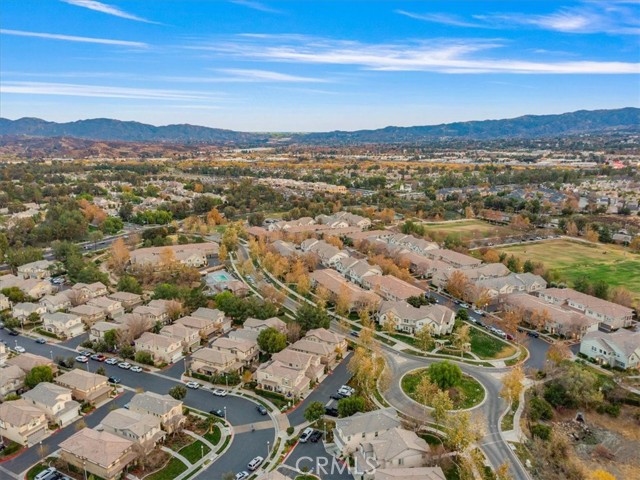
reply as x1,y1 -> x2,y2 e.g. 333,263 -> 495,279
284,439 -> 352,480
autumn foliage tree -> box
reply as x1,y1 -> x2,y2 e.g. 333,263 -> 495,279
446,270 -> 469,300
109,238 -> 130,275
500,365 -> 525,405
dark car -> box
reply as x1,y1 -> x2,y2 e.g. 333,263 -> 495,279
325,406 -> 339,417
7,329 -> 19,336
349,331 -> 359,338
330,393 -> 344,401
35,338 -> 47,344
309,430 -> 323,443
256,405 -> 268,415
476,321 -> 485,328
210,409 -> 225,418
107,376 -> 120,384
527,331 -> 540,338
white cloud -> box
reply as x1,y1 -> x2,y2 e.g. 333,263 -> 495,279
0,29 -> 147,47
230,0 -> 282,14
217,68 -> 326,82
209,35 -> 640,74
0,82 -> 218,101
398,2 -> 640,35
61,0 -> 159,24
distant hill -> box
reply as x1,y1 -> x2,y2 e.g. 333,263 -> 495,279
1,107 -> 638,145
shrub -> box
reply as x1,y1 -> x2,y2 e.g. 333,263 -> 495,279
596,402 -> 621,418
134,351 -> 154,366
530,423 -> 552,441
286,426 -> 294,436
428,361 -> 462,390
529,396 -> 554,422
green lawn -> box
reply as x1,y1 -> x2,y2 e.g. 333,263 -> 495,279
26,464 -> 48,480
422,219 -> 517,243
145,457 -> 188,480
204,426 -> 221,446
178,440 -> 210,463
470,328 -> 516,359
402,369 -> 485,410
499,239 -> 640,305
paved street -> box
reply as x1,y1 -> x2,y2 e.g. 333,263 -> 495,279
283,440 -> 352,480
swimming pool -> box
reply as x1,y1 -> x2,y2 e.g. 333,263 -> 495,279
206,270 -> 233,283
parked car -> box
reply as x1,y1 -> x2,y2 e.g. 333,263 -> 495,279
105,357 -> 119,365
35,338 -> 47,344
90,354 -> 106,361
256,405 -> 268,415
130,366 -> 143,373
459,302 -> 470,308
330,393 -> 344,401
506,333 -> 515,341
118,362 -> 131,369
337,385 -> 354,397
108,377 -> 120,384
349,330 -> 359,338
309,430 -> 323,443
325,406 -> 339,417
247,456 -> 264,471
14,346 -> 26,353
80,351 -> 92,357
212,388 -> 227,397
299,427 -> 314,443
186,381 -> 200,389
527,331 -> 540,338
235,471 -> 249,480
7,329 -> 19,336
75,355 -> 89,363
472,308 -> 484,316
34,467 -> 59,480
210,409 -> 225,418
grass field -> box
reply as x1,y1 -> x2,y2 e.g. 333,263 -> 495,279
498,239 -> 640,304
422,219 -> 516,243
402,369 -> 485,410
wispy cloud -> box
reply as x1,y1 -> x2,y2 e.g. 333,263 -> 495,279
397,2 -> 640,35
231,0 -> 282,14
0,29 -> 147,47
395,10 -> 484,28
217,68 -> 326,82
61,0 -> 159,24
0,82 -> 219,101
205,34 -> 640,74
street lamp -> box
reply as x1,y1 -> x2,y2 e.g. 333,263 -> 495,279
267,440 -> 270,458
201,443 -> 204,460
49,350 -> 53,361
223,406 -> 226,420
83,459 -> 87,480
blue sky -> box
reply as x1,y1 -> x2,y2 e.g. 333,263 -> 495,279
1,0 -> 639,131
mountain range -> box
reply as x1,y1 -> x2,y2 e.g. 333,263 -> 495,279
1,107 -> 638,145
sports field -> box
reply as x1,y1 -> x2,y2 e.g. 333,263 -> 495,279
422,219 -> 516,243
499,239 -> 640,304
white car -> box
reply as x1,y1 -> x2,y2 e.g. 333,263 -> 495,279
130,366 -> 143,373
299,427 -> 314,443
15,346 -> 26,353
235,472 -> 249,480
459,302 -> 470,309
472,308 -> 484,316
212,388 -> 227,397
105,357 -> 118,365
248,456 -> 264,471
186,381 -> 200,389
338,385 -> 355,397
118,362 -> 131,369
75,355 -> 89,363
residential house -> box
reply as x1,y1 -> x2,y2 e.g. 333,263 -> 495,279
99,408 -> 165,454
129,242 -> 219,268
423,249 -> 482,269
305,328 -> 348,356
55,369 -> 111,405
87,296 -> 125,319
362,275 -> 424,302
243,317 -> 287,334
128,392 -> 185,432
473,273 -> 547,299
353,427 -> 432,479
177,307 -> 230,337
135,332 -> 183,365
69,304 -> 106,326
310,269 -> 381,312
188,347 -> 240,376
42,312 -> 85,338
0,365 -> 26,397
7,353 -> 57,375
17,260 -> 53,279
209,337 -> 258,367
373,467 -> 446,480
337,257 -> 383,286
503,293 -> 598,339
12,302 -> 47,320
255,356 -> 312,397
71,282 -> 108,301
378,301 -> 455,336
272,348 -> 324,383
160,323 -> 200,352
107,291 -> 143,310
0,399 -> 48,446
89,321 -> 127,343
580,330 -> 640,370
59,428 -> 138,480
132,305 -> 167,325
0,342 -> 8,366
0,293 -> 10,311
21,382 -> 80,427
300,239 -> 349,267
538,288 -> 634,331
39,292 -> 72,313
334,407 -> 402,455
17,279 -> 54,299
271,240 -> 298,258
